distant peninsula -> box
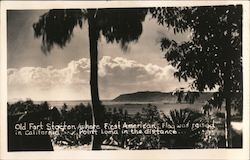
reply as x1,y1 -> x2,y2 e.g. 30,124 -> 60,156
112,91 -> 213,103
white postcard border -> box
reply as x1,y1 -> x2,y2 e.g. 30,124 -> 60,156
0,1 -> 249,160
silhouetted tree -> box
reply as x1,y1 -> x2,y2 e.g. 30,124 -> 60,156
40,101 -> 50,111
151,5 -> 242,147
184,91 -> 200,104
33,9 -> 147,150
176,90 -> 184,103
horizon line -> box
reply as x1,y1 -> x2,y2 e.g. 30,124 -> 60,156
7,90 -> 216,102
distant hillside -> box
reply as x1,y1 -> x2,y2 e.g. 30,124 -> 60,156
112,91 -> 213,103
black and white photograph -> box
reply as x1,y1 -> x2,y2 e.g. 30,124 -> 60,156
0,1 -> 249,160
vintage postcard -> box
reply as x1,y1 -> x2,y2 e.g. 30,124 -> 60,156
0,1 -> 249,160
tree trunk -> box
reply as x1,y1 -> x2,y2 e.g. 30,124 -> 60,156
225,95 -> 232,148
223,39 -> 233,148
224,75 -> 233,148
88,9 -> 104,150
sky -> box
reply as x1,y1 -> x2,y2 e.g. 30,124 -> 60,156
7,9 -> 193,101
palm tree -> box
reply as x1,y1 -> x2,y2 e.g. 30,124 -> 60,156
163,109 -> 206,148
33,8 -> 147,150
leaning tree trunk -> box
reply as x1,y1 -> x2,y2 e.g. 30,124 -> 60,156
88,9 -> 104,150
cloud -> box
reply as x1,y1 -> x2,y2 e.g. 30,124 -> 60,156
8,58 -> 91,100
8,58 -> 90,88
99,56 -> 175,84
8,56 -> 190,100
98,56 -> 190,98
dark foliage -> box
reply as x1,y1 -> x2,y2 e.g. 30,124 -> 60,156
150,5 -> 242,147
173,89 -> 200,104
61,103 -> 92,124
160,109 -> 207,148
8,100 -> 56,151
33,9 -> 86,53
96,8 -> 147,50
9,101 -> 235,149
151,5 -> 242,98
33,8 -> 147,53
